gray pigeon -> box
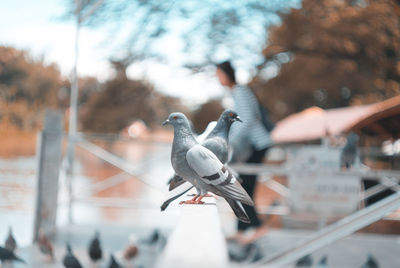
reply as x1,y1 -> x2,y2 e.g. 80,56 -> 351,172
168,109 -> 241,191
316,255 -> 328,268
340,132 -> 359,169
108,254 -> 122,268
88,230 -> 102,263
162,110 -> 242,211
63,243 -> 82,268
5,226 -> 16,252
162,112 -> 253,223
361,253 -> 379,268
295,254 -> 313,267
0,246 -> 26,264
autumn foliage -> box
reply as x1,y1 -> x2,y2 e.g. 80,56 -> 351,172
0,46 -> 66,131
251,0 -> 400,121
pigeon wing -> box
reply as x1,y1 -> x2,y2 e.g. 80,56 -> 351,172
186,145 -> 254,206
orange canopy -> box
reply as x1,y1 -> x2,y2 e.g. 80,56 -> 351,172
271,96 -> 400,143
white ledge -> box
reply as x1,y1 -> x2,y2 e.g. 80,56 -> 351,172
158,196 -> 229,268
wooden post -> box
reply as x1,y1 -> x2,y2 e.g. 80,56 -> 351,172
33,110 -> 63,241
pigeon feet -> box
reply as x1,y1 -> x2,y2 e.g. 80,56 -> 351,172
179,194 -> 205,205
179,200 -> 205,205
179,200 -> 197,204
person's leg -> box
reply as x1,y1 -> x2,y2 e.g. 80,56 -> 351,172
237,148 -> 268,232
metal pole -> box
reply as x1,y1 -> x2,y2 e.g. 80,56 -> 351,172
66,0 -> 81,224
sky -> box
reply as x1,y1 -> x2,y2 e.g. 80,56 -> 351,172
0,0 -> 237,106
0,0 -> 289,107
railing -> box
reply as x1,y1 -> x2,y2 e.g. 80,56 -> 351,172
249,192 -> 400,267
231,162 -> 400,221
60,133 -> 171,223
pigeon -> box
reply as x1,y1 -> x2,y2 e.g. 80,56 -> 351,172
295,254 -> 313,267
361,253 -> 379,268
340,132 -> 359,169
123,244 -> 138,261
123,234 -> 138,261
316,255 -> 328,268
38,229 -> 54,260
88,231 -> 102,263
108,254 -> 122,268
63,243 -> 82,268
162,110 -> 242,211
228,241 -> 263,263
5,226 -> 16,252
145,229 -> 159,245
168,110 -> 241,191
0,246 -> 26,264
162,112 -> 254,223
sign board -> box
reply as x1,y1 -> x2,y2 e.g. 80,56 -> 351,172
287,145 -> 361,216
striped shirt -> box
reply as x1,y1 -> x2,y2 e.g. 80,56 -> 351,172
229,85 -> 272,155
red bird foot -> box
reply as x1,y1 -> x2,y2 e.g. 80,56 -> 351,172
179,199 -> 205,205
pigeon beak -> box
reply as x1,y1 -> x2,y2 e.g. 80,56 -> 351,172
162,119 -> 170,126
235,116 -> 243,123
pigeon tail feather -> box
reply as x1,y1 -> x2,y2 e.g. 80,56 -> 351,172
225,198 -> 250,223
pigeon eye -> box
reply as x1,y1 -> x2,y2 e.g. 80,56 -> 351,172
173,116 -> 178,120
229,112 -> 233,117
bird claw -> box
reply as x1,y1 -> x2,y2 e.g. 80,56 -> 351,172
179,200 -> 196,204
179,200 -> 205,205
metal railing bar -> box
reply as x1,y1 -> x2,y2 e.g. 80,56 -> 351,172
263,180 -> 291,197
65,132 -> 172,146
89,171 -> 132,194
76,139 -> 163,190
73,196 -> 161,209
249,192 -> 400,267
230,163 -> 400,179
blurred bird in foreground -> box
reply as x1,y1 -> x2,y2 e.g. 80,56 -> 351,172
340,132 -> 359,169
4,226 -> 17,253
108,253 -> 122,268
0,245 -> 26,265
361,253 -> 379,268
38,229 -> 54,261
295,254 -> 313,267
163,112 -> 254,223
123,234 -> 139,261
228,240 -> 263,263
143,229 -> 159,245
88,231 -> 102,264
63,243 -> 82,268
316,255 -> 328,268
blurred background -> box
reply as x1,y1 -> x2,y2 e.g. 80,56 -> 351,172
1,0 -> 400,267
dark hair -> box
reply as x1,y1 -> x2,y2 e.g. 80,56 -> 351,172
216,61 -> 236,84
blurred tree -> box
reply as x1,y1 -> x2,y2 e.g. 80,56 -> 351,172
80,77 -> 154,133
251,0 -> 400,121
62,0 -> 299,69
80,62 -> 187,133
191,99 -> 224,133
0,46 -> 67,130
149,92 -> 191,127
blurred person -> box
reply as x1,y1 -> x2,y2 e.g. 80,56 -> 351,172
216,60 -> 273,244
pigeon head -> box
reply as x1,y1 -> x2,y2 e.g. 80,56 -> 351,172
162,112 -> 190,129
221,110 -> 242,125
66,243 -> 72,253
